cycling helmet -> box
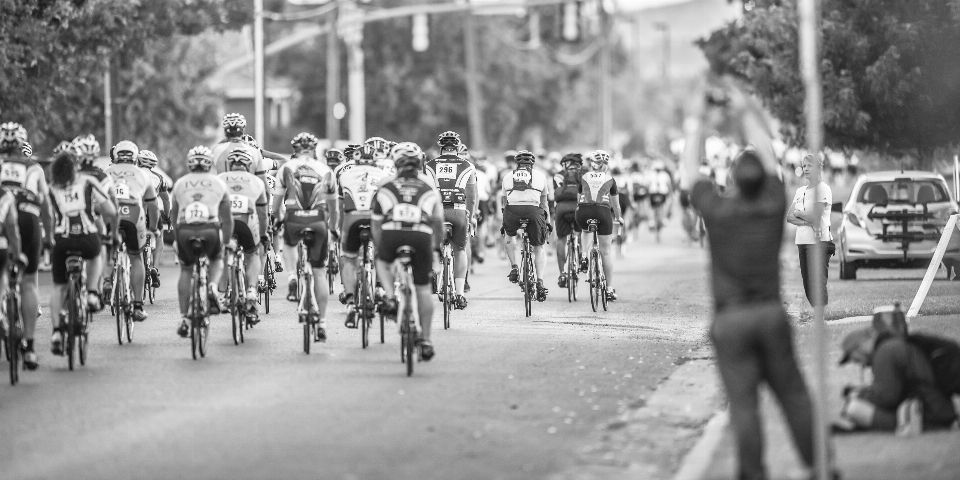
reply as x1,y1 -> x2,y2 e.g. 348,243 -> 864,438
392,142 -> 424,170
343,144 -> 361,160
187,145 -> 214,172
456,144 -> 469,157
560,153 -> 583,167
137,150 -> 158,169
437,131 -> 461,149
590,150 -> 611,165
113,140 -> 139,164
226,148 -> 255,171
514,150 -> 536,165
53,140 -> 72,156
504,150 -> 518,163
0,122 -> 28,153
22,142 -> 33,157
222,113 -> 246,136
240,134 -> 259,149
325,148 -> 345,166
357,144 -> 377,166
72,134 -> 101,162
291,132 -> 319,155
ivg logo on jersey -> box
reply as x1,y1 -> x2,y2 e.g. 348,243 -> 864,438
185,180 -> 213,189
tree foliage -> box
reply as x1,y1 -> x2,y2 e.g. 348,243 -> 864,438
0,0 -> 251,153
701,0 -> 960,164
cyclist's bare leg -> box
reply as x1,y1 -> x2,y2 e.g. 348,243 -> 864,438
340,253 -> 359,298
375,260 -> 395,299
533,245 -> 546,281
209,258 -> 224,291
129,252 -> 145,302
282,245 -> 297,286
454,247 -> 468,295
22,274 -> 40,339
415,285 -> 434,342
311,266 -> 329,317
177,266 -> 192,315
598,234 -> 613,287
503,234 -> 518,266
555,235 -> 567,273
86,253 -> 103,293
152,232 -> 163,267
244,251 -> 262,295
49,283 -> 69,330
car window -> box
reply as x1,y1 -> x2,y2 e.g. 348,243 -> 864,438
857,180 -> 948,204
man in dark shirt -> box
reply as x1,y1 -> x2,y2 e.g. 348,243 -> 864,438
682,83 -> 820,480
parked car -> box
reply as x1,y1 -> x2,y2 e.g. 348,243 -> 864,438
837,170 -> 960,279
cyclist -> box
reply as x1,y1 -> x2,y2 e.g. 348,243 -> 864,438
365,136 -> 396,176
552,153 -> 584,288
137,149 -> 169,281
628,162 -> 649,234
576,150 -> 623,301
218,148 -> 269,323
500,150 -> 550,301
648,160 -> 674,231
240,133 -> 287,171
105,141 -> 160,322
472,154 -> 492,264
0,122 -> 50,369
325,147 -> 346,171
336,143 -> 389,328
47,151 -> 118,355
423,131 -> 477,310
72,134 -> 117,305
171,146 -> 233,338
273,132 -> 337,342
371,142 -> 443,361
211,114 -> 268,185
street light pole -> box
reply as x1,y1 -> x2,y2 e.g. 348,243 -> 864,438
654,22 -> 669,85
326,3 -> 341,144
598,8 -> 613,151
254,0 -> 266,142
464,8 -> 485,150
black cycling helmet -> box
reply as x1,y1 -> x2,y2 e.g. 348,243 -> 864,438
291,132 -> 319,155
515,150 -> 536,165
560,153 -> 583,167
357,144 -> 377,165
343,144 -> 361,160
325,148 -> 345,165
437,131 -> 461,149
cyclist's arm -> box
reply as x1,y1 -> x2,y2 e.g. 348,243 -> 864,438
98,196 -> 119,238
610,181 -> 623,221
4,202 -> 23,263
256,191 -> 268,239
219,194 -> 234,243
370,193 -> 384,248
324,172 -> 339,235
430,200 -> 445,251
170,198 -> 180,231
539,190 -> 550,225
261,149 -> 286,167
465,173 -> 478,219
37,175 -> 55,242
159,189 -> 171,218
144,188 -> 160,232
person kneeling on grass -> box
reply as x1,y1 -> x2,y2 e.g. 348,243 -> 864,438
835,307 -> 958,433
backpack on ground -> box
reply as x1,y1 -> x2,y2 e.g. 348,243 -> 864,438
907,333 -> 960,395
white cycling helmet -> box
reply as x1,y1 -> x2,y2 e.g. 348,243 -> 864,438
226,148 -> 255,171
113,140 -> 139,164
187,146 -> 214,172
137,150 -> 159,169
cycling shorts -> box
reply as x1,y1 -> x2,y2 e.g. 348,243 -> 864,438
679,190 -> 691,209
443,208 -> 468,250
554,201 -> 581,238
377,230 -> 434,286
649,193 -> 668,207
233,219 -> 260,255
576,203 -> 614,236
52,233 -> 102,284
18,210 -> 42,274
284,210 -> 328,269
341,211 -> 372,255
502,205 -> 547,247
175,223 -> 223,267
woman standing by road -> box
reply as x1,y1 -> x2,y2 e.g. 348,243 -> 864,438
787,153 -> 834,307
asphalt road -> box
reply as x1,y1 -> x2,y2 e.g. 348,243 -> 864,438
1,221 -> 711,480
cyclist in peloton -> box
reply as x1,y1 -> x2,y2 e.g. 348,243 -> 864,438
239,133 -> 287,171
105,141 -> 160,322
137,149 -> 169,280
501,150 -> 551,301
365,137 -> 397,177
325,147 -> 346,172
47,151 -> 118,355
552,153 -> 584,288
576,150 -> 623,301
423,131 -> 477,310
273,132 -> 338,342
171,146 -> 234,338
371,142 -> 443,361
0,170 -> 25,335
72,134 -> 118,307
648,160 -> 674,230
218,148 -> 269,323
0,123 -> 51,369
336,143 -> 389,328
211,114 -> 269,186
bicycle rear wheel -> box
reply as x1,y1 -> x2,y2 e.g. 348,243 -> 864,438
589,251 -> 599,313
7,313 -> 19,385
191,323 -> 199,360
359,269 -> 370,349
198,320 -> 208,358
79,314 -> 89,366
523,246 -> 533,317
442,258 -> 451,329
125,308 -> 134,343
230,268 -> 241,346
115,271 -> 124,345
303,320 -> 311,354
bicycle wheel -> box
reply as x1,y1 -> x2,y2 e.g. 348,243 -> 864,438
190,272 -> 201,360
191,323 -> 199,360
589,250 -> 599,313
125,308 -> 134,343
198,319 -> 208,358
303,320 -> 311,355
359,269 -> 370,349
442,257 -> 451,329
7,305 -> 19,384
230,266 -> 241,345
599,262 -> 608,312
263,261 -> 272,314
522,245 -> 532,318
115,269 -> 124,345
79,315 -> 88,366
379,311 -> 385,344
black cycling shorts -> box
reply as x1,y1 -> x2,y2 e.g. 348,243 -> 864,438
52,233 -> 102,284
554,201 -> 581,238
377,230 -> 434,286
650,193 -> 667,207
284,210 -> 328,269
442,208 -> 469,250
341,211 -> 372,255
18,211 -> 42,274
175,223 -> 223,267
118,220 -> 144,255
502,205 -> 548,247
233,219 -> 259,255
576,204 -> 614,236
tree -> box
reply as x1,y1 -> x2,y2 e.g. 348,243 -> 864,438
701,0 -> 960,165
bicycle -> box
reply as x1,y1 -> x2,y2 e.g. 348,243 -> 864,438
650,194 -> 666,243
111,232 -> 134,345
225,238 -> 251,346
62,254 -> 91,370
142,233 -> 157,305
354,225 -> 380,348
516,219 -> 535,317
186,238 -> 211,360
295,228 -> 321,354
392,246 -> 421,376
585,219 -> 608,313
4,264 -> 24,385
437,222 -> 454,329
564,221 -> 582,303
327,237 -> 340,295
258,232 -> 281,314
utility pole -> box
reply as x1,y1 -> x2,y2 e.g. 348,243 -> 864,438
463,8 -> 485,150
653,21 -> 669,85
326,3 -> 341,144
598,8 -> 612,151
340,0 -> 365,142
254,0 -> 266,143
104,60 -> 113,149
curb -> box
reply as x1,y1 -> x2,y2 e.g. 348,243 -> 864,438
671,410 -> 728,480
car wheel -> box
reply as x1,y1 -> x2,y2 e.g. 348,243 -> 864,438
840,258 -> 857,280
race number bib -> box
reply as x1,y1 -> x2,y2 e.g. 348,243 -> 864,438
0,162 -> 26,184
115,182 -> 130,200
436,163 -> 457,180
513,169 -> 532,184
184,202 -> 210,224
59,184 -> 86,214
230,194 -> 249,214
392,204 -> 422,223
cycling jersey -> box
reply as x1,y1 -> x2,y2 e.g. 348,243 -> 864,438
375,157 -> 397,177
219,171 -> 267,237
372,172 -> 441,235
106,163 -> 156,212
649,170 -> 673,195
501,165 -> 548,207
475,169 -> 491,203
424,154 -> 476,209
276,156 -> 334,213
334,160 -> 357,184
0,153 -> 46,216
553,168 -> 582,203
579,171 -> 618,206
0,190 -> 16,250
171,172 -> 229,225
338,164 -> 388,213
211,139 -> 267,176
49,174 -> 111,236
